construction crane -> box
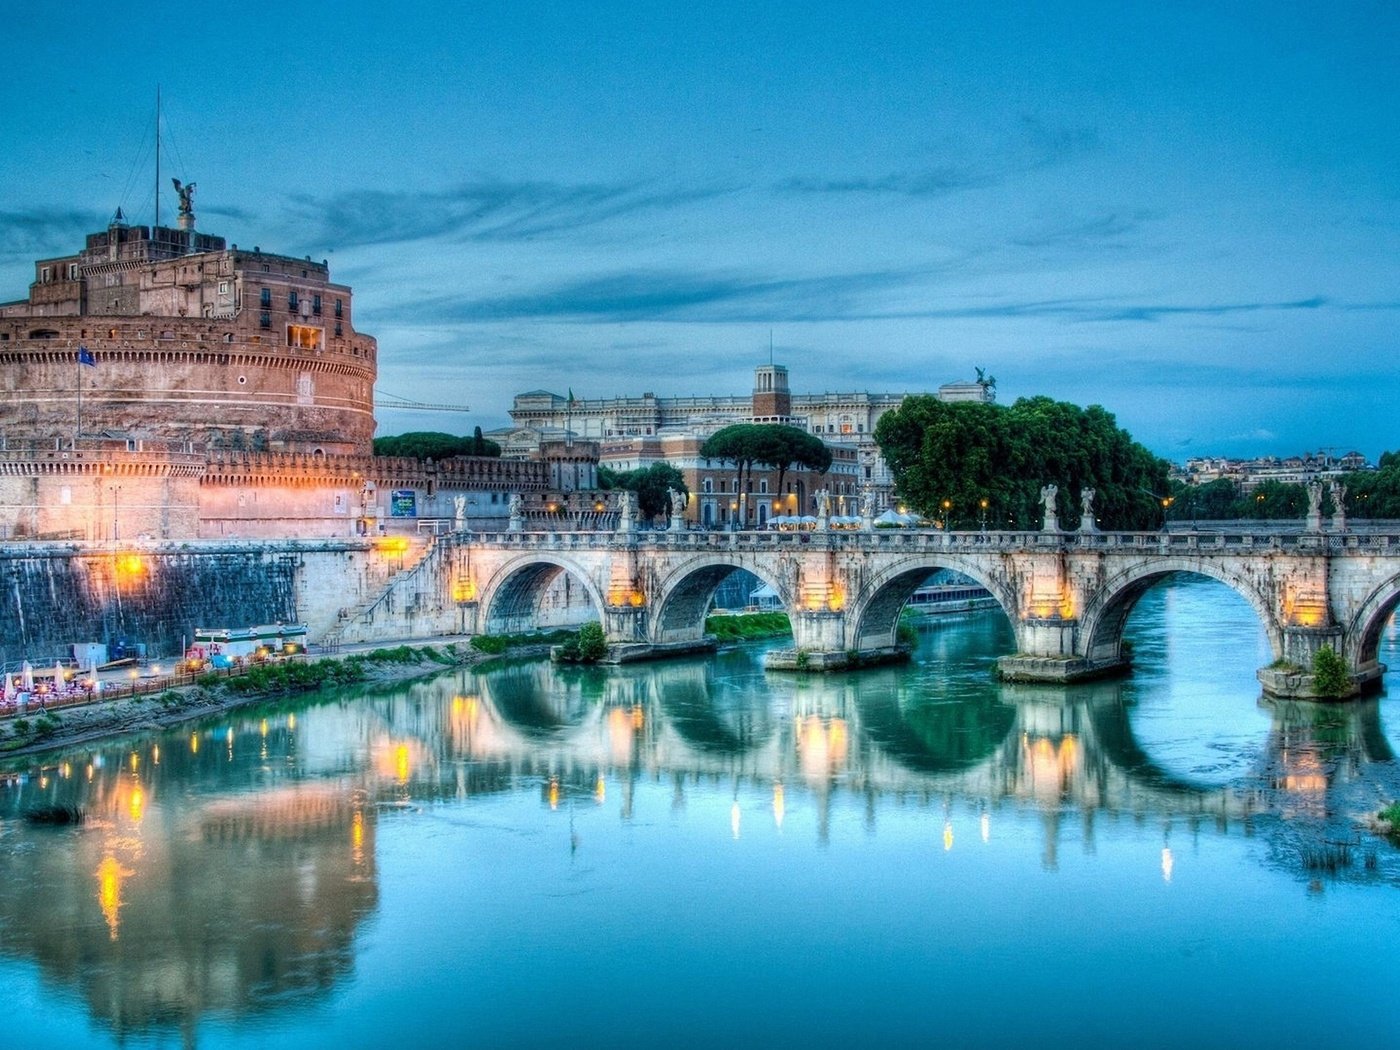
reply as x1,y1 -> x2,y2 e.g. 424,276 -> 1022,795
374,391 -> 472,413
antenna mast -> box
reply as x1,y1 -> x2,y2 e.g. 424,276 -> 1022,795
154,86 -> 161,228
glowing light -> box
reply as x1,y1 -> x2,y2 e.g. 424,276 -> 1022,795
288,714 -> 296,730
190,733 -> 199,754
731,801 -> 741,840
772,783 -> 785,829
260,719 -> 269,737
395,744 -> 411,783
595,776 -> 606,804
129,752 -> 139,773
548,777 -> 560,810
129,787 -> 144,822
152,745 -> 159,765
96,855 -> 132,941
374,536 -> 410,554
115,553 -> 147,577
452,577 -> 478,602
352,810 -> 365,860
1161,847 -> 1174,883
628,589 -> 645,607
943,822 -> 954,851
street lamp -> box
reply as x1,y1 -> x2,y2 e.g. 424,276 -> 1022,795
979,498 -> 989,533
941,499 -> 952,532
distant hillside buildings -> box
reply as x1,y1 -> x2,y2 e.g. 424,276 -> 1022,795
1173,450 -> 1372,492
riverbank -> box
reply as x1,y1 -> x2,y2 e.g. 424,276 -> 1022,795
0,639 -> 549,763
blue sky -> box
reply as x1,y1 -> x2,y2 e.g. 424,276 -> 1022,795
3,2 -> 1397,460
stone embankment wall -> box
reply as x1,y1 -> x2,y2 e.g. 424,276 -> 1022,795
0,538 -> 461,665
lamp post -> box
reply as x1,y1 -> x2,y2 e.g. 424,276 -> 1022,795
979,498 -> 989,533
112,483 -> 121,542
941,499 -> 952,532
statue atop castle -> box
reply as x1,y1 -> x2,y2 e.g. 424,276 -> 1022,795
172,178 -> 196,231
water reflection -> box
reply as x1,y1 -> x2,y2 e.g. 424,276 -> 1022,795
0,597 -> 1398,1043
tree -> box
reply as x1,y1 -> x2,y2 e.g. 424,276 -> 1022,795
373,431 -> 501,459
874,395 -> 1170,530
700,423 -> 831,521
623,463 -> 689,521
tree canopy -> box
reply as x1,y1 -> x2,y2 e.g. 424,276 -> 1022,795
873,395 -> 1170,530
699,423 -> 832,501
599,462 -> 688,521
373,428 -> 501,460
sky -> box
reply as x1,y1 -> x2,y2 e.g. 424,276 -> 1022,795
2,1 -> 1397,461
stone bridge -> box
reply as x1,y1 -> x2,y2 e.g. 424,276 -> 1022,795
445,525 -> 1400,697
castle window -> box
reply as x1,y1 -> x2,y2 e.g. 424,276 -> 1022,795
287,324 -> 322,350
312,294 -> 322,315
288,290 -> 299,311
260,288 -> 271,308
218,281 -> 230,295
334,298 -> 343,318
68,264 -> 79,280
40,266 -> 51,282
334,322 -> 343,337
259,312 -> 271,329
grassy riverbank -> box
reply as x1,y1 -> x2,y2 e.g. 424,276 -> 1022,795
705,612 -> 792,641
0,642 -> 498,761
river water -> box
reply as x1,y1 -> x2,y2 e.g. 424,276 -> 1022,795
2,575 -> 1399,1048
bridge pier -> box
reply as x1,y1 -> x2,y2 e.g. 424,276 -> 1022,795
1256,625 -> 1379,700
996,617 -> 1131,684
764,609 -> 909,672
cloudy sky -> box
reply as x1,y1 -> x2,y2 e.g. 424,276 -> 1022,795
3,2 -> 1397,459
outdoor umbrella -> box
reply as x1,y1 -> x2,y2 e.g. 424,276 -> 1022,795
20,661 -> 33,693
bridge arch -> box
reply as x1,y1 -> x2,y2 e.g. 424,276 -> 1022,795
847,555 -> 1020,652
1342,571 -> 1400,675
1078,560 -> 1283,666
650,554 -> 795,645
477,553 -> 607,637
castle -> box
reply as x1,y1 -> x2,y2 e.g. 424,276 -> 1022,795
0,190 -> 588,541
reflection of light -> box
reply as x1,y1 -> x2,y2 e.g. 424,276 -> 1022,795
731,801 -> 741,840
548,778 -> 559,810
595,776 -> 606,804
129,787 -> 144,823
981,812 -> 990,843
943,822 -> 954,851
1161,847 -> 1174,883
352,810 -> 365,865
773,783 -> 785,829
129,752 -> 139,772
288,714 -> 296,730
96,855 -> 132,941
260,719 -> 269,737
152,745 -> 159,765
190,733 -> 199,754
395,745 -> 410,783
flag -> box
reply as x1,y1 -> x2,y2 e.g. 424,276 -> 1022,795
77,346 -> 96,367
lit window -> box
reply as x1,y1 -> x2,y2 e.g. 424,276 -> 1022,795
287,325 -> 323,350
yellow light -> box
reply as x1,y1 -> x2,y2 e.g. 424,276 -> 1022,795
288,714 -> 296,730
190,733 -> 199,754
352,810 -> 365,854
943,822 -> 954,851
548,778 -> 560,811
628,589 -> 645,607
452,577 -> 478,602
373,536 -> 410,554
129,752 -> 139,772
152,745 -> 159,765
96,855 -> 131,941
129,787 -> 144,822
594,776 -> 606,804
395,744 -> 411,783
260,719 -> 269,737
115,553 -> 146,576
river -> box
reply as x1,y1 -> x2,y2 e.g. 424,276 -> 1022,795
2,575 -> 1398,1047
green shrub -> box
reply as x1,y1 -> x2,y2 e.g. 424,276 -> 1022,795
705,612 -> 792,641
471,635 -> 508,654
577,621 -> 608,662
11,718 -> 30,736
1311,646 -> 1351,698
1380,802 -> 1400,827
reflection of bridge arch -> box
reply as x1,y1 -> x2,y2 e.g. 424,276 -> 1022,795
480,662 -> 604,740
477,553 -> 607,635
848,555 -> 1018,651
1079,562 -> 1282,665
1343,572 -> 1400,673
651,555 -> 793,645
856,689 -> 1016,775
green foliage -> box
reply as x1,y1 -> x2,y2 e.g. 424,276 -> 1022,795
897,608 -> 920,647
705,612 -> 793,640
1380,801 -> 1400,827
607,462 -> 689,520
874,395 -> 1170,530
470,630 -> 574,654
11,718 -> 30,736
1311,646 -> 1351,698
557,621 -> 608,664
361,645 -> 421,664
373,430 -> 501,460
700,423 -> 832,518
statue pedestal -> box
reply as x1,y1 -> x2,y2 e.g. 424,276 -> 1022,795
1079,513 -> 1097,533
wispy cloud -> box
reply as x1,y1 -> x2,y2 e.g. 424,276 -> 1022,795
0,207 -> 107,257
775,169 -> 988,197
287,178 -> 737,249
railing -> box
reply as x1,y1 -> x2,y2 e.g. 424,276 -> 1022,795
454,526 -> 1400,555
